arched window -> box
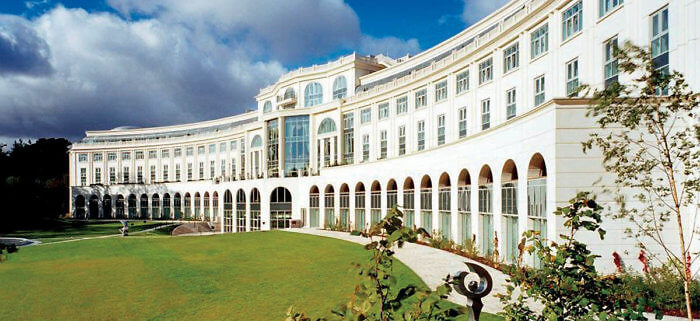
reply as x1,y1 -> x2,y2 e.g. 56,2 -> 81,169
478,166 -> 494,257
438,173 -> 451,240
457,170 -> 471,245
89,195 -> 99,219
386,179 -> 397,211
324,185 -> 335,227
174,193 -> 182,220
309,186 -> 320,228
203,192 -> 210,220
270,187 -> 292,229
502,160 -> 519,263
103,195 -> 112,219
284,87 -> 296,100
420,175 -> 433,232
184,193 -> 192,219
128,194 -> 137,219
163,193 -> 171,219
251,135 -> 263,148
403,178 -> 415,228
528,153 -> 547,267
332,76 -> 347,100
75,195 -> 86,219
355,183 -> 366,231
370,181 -> 381,225
317,118 -> 337,135
304,82 -> 323,107
152,194 -> 160,219
140,194 -> 148,219
339,184 -> 350,230
194,192 -> 201,220
250,188 -> 261,231
223,190 -> 233,232
212,192 -> 219,222
263,101 -> 273,113
236,189 -> 246,232
116,195 -> 125,219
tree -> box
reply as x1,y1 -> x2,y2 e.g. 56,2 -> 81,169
498,192 -> 656,320
581,42 -> 699,320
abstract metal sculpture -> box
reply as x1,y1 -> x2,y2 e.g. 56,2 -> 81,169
453,262 -> 493,321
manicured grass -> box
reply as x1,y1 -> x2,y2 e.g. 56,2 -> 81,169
1,220 -> 172,243
0,231 -> 503,320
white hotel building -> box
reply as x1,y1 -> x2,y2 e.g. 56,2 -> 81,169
69,0 -> 699,270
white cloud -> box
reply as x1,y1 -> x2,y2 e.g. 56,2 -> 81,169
359,35 -> 421,58
0,1 -> 421,141
461,0 -> 509,25
0,7 -> 285,139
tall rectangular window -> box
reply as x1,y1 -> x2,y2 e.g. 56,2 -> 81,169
562,1 -> 583,41
566,58 -> 579,96
284,116 -> 310,176
503,42 -> 519,72
599,0 -> 623,17
149,165 -> 156,182
163,165 -> 168,181
94,168 -> 101,184
137,166 -> 143,183
478,58 -> 493,84
604,36 -> 619,87
396,96 -> 408,114
220,160 -> 226,177
437,114 -> 445,145
398,126 -> 406,156
361,108 -> 371,124
109,167 -> 116,183
415,88 -> 427,108
175,164 -> 181,181
122,167 -> 129,183
456,70 -> 469,94
187,163 -> 193,180
531,24 -> 549,59
199,162 -> 204,179
458,107 -> 468,138
506,88 -> 517,119
435,80 -> 447,102
80,168 -> 87,186
380,130 -> 387,159
362,134 -> 370,162
210,160 -> 215,178
481,99 -> 491,130
378,103 -> 389,119
343,112 -> 354,164
651,7 -> 669,93
534,75 -> 546,106
417,120 -> 425,151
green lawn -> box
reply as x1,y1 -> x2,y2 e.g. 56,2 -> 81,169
0,230 -> 503,320
1,220 -> 172,243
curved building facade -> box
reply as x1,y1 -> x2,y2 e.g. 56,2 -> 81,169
69,0 -> 699,270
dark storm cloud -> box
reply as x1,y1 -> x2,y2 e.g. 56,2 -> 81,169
0,15 -> 53,76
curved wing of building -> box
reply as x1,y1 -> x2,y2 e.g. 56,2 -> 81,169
69,0 -> 698,271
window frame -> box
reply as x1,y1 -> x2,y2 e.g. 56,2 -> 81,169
456,70 -> 469,94
478,58 -> 493,84
562,1 -> 583,41
503,42 -> 519,73
530,23 -> 549,59
481,99 -> 491,130
534,75 -> 546,106
566,58 -> 579,96
434,80 -> 448,102
506,88 -> 517,120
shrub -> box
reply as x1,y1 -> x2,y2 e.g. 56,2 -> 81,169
498,192 -> 658,320
349,230 -> 361,236
627,262 -> 700,313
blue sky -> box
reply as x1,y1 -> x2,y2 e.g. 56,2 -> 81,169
0,0 -> 506,144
